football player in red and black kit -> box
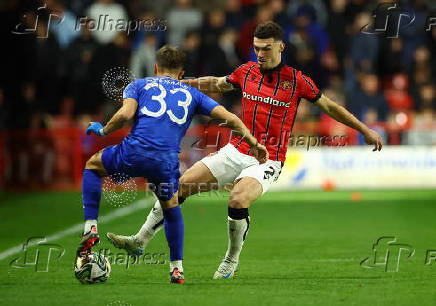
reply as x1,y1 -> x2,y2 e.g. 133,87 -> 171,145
108,21 -> 382,279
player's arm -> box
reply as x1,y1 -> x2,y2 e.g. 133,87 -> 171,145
182,76 -> 234,94
86,98 -> 138,136
314,94 -> 383,151
209,105 -> 269,163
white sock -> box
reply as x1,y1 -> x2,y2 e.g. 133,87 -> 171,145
135,200 -> 164,247
225,216 -> 250,263
170,260 -> 183,273
84,219 -> 97,234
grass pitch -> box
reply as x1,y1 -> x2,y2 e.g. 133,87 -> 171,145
1,190 -> 436,305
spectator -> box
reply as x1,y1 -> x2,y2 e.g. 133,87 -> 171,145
201,9 -> 226,54
283,5 -> 329,87
239,5 -> 273,61
35,20 -> 61,114
350,74 -> 389,121
269,0 -> 288,28
224,0 -> 246,30
204,29 -> 238,76
409,45 -> 433,109
399,0 -> 429,69
378,38 -> 405,77
182,31 -> 202,77
326,0 -> 349,74
86,0 -> 128,44
167,0 -> 202,46
287,0 -> 328,27
47,0 -> 80,49
406,108 -> 436,145
65,19 -> 100,114
284,4 -> 329,58
344,0 -> 366,27
385,73 -> 413,112
359,108 -> 387,145
131,11 -> 166,52
417,84 -> 436,110
130,33 -> 157,78
88,33 -> 130,114
349,12 -> 380,73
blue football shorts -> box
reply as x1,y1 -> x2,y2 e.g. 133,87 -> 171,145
101,144 -> 180,201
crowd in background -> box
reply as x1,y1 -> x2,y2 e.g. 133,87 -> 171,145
1,0 -> 436,145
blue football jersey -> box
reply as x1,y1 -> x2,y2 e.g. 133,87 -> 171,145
121,76 -> 219,153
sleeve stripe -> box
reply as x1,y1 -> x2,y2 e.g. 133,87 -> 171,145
273,70 -> 281,96
257,74 -> 264,92
275,109 -> 288,161
251,104 -> 258,135
243,64 -> 256,90
290,69 -> 297,100
301,75 -> 317,95
264,106 -> 274,143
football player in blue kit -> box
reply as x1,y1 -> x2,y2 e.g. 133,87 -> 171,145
77,45 -> 268,284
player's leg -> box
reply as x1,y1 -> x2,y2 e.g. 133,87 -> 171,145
77,150 -> 108,256
159,192 -> 185,284
134,160 -> 219,247
134,145 -> 254,247
214,160 -> 282,279
107,160 -> 219,256
213,177 -> 262,279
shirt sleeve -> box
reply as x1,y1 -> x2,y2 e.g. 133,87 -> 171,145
226,64 -> 248,88
123,80 -> 139,101
298,72 -> 322,103
195,90 -> 220,116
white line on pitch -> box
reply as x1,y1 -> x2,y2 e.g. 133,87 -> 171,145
0,197 -> 155,261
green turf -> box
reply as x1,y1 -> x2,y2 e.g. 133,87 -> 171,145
1,190 -> 436,306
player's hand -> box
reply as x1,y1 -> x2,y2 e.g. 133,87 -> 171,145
363,129 -> 383,151
86,122 -> 106,136
250,143 -> 269,164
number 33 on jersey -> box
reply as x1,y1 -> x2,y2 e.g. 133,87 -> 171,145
122,77 -> 219,153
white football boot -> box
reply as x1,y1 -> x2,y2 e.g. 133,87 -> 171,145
213,257 -> 239,279
106,232 -> 144,256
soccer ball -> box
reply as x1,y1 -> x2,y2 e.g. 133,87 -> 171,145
74,252 -> 111,284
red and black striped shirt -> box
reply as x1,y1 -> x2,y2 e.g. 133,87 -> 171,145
226,61 -> 321,162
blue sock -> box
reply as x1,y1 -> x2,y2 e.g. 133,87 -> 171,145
163,205 -> 184,261
82,169 -> 102,220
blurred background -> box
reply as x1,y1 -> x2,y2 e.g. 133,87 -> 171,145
1,0 -> 435,191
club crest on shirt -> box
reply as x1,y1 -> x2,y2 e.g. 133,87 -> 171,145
281,80 -> 293,90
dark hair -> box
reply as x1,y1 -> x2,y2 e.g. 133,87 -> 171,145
254,21 -> 284,41
156,45 -> 186,71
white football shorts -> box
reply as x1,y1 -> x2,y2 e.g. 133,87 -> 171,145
201,144 -> 282,194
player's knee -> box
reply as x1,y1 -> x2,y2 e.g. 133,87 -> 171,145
178,176 -> 191,198
229,192 -> 249,208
